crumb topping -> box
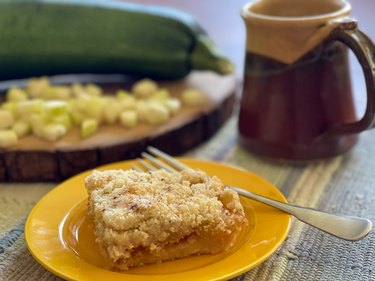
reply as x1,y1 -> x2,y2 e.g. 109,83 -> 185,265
85,168 -> 247,269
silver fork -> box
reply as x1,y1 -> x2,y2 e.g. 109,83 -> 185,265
133,146 -> 372,241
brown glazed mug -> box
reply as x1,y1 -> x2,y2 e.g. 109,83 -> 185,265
239,0 -> 375,161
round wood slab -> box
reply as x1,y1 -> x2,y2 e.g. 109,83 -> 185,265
0,72 -> 236,182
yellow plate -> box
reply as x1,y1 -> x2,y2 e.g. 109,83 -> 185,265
25,159 -> 291,281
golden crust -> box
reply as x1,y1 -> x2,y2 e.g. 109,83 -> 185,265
85,168 -> 247,270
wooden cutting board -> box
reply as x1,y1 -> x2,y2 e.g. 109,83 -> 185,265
0,72 -> 236,182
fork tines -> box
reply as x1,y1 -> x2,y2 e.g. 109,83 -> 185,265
133,146 -> 191,173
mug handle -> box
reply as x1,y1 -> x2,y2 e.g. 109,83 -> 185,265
321,18 -> 375,138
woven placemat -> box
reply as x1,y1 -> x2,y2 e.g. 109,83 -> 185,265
230,130 -> 375,281
1,116 -> 374,280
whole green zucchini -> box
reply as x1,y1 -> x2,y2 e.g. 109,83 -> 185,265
0,0 -> 233,80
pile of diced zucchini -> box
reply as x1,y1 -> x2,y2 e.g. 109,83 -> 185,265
0,77 -> 206,148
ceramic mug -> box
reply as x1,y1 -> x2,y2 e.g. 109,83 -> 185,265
239,0 -> 375,161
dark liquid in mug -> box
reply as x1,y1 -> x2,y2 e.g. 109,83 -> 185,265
239,41 -> 358,161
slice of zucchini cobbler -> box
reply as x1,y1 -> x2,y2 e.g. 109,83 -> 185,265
85,168 -> 247,270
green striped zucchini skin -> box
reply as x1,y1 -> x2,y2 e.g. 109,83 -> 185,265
0,0 -> 232,81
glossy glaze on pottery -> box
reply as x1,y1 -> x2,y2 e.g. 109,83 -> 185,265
240,0 -> 375,161
239,41 -> 357,160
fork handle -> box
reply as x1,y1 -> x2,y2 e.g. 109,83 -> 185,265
231,187 -> 372,241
